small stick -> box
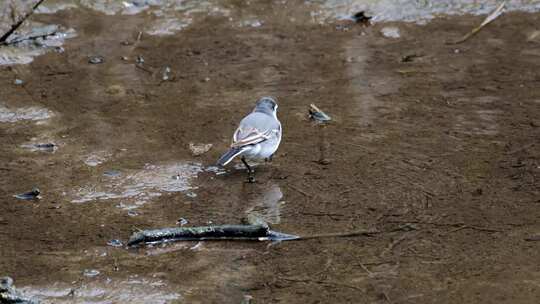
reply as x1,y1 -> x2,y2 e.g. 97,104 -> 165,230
297,229 -> 378,240
444,225 -> 502,235
286,184 -> 312,197
134,63 -> 153,74
447,2 -> 506,44
359,262 -> 373,276
506,143 -> 535,155
381,233 -> 409,256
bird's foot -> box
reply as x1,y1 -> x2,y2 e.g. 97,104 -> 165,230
245,169 -> 256,183
246,175 -> 256,183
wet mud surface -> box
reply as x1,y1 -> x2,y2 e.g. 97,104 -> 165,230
1,2 -> 540,303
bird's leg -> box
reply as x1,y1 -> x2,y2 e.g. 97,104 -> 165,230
265,155 -> 273,162
241,156 -> 255,183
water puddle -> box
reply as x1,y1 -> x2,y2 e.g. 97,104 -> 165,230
0,104 -> 54,123
245,183 -> 284,225
343,37 -> 402,138
36,0 -> 231,36
72,162 -> 203,206
453,96 -> 501,136
0,22 -> 76,65
83,151 -> 112,167
309,0 -> 540,24
20,276 -> 181,304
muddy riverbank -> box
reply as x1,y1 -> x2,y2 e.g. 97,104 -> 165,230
1,1 -> 540,303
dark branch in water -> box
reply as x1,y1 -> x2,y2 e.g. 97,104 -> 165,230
127,223 -> 377,247
127,225 -> 287,246
0,0 -> 47,44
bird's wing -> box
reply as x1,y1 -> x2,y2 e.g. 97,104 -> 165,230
231,126 -> 273,148
231,112 -> 279,148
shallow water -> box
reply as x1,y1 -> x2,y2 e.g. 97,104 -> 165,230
20,276 -> 182,304
0,20 -> 76,65
72,162 -> 203,205
1,1 -> 540,303
0,104 -> 53,123
310,0 -> 540,23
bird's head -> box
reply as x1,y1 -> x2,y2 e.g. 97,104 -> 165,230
254,96 -> 278,116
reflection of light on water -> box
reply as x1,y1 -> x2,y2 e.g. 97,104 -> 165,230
310,0 -> 540,24
72,162 -> 202,205
37,0 -> 231,36
0,105 -> 53,123
20,276 -> 181,304
245,183 -> 284,225
0,22 -> 76,66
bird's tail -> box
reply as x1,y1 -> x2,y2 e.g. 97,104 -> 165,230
217,146 -> 248,166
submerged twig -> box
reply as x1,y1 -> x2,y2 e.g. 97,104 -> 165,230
286,184 -> 312,197
297,229 -> 378,240
447,1 -> 506,44
0,0 -> 47,44
444,225 -> 502,235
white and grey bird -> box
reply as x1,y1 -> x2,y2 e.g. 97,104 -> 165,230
217,96 -> 282,182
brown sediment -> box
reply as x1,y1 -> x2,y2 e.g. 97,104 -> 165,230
0,2 -> 539,303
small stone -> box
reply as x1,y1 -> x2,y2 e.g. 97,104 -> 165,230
14,188 -> 40,200
105,84 -> 126,96
83,269 -> 100,277
14,79 -> 24,85
136,55 -> 145,64
241,295 -> 254,304
127,210 -> 138,217
177,217 -> 188,226
189,143 -> 212,156
107,239 -> 123,247
103,170 -> 121,177
380,26 -> 400,39
527,30 -> 540,43
162,66 -> 171,81
88,55 -> 104,64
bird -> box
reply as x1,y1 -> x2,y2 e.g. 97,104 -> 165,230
217,96 -> 282,182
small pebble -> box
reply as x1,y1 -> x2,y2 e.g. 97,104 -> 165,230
177,217 -> 188,226
83,269 -> 100,277
107,239 -> 123,247
186,191 -> 197,198
162,66 -> 171,81
14,79 -> 24,85
127,210 -> 138,217
103,170 -> 121,177
136,55 -> 145,64
380,26 -> 400,39
88,55 -> 104,64
14,188 -> 40,200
